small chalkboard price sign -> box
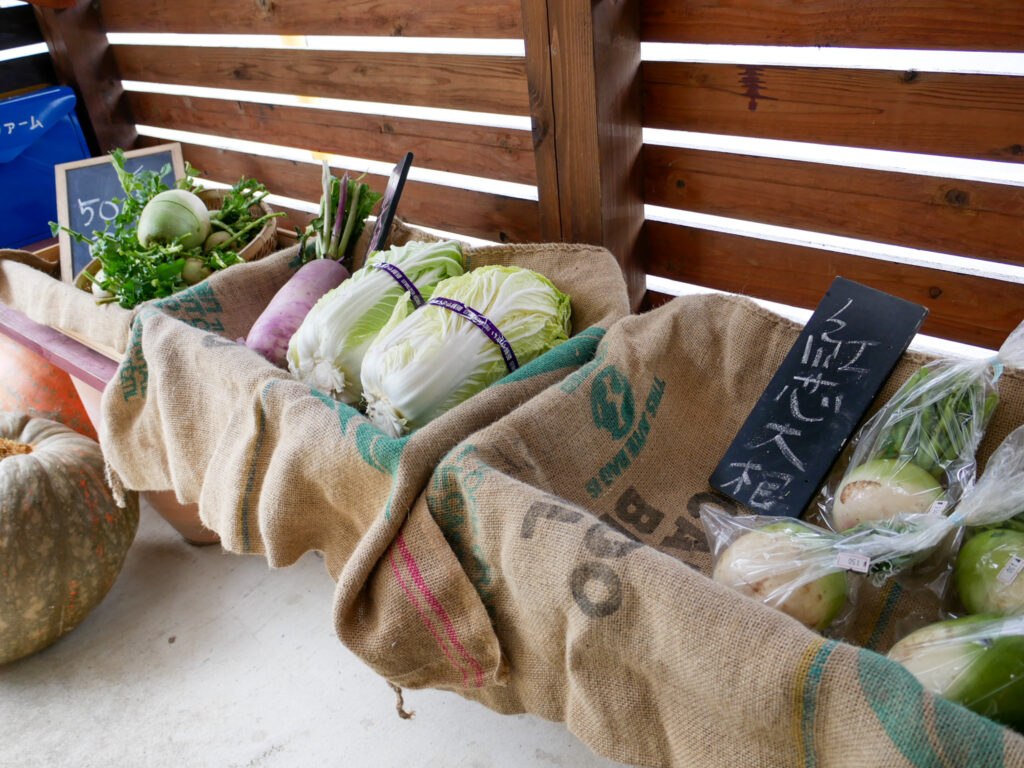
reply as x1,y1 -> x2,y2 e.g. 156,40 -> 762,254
54,143 -> 185,283
709,277 -> 929,518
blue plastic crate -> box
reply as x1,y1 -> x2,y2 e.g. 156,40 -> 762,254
0,85 -> 90,249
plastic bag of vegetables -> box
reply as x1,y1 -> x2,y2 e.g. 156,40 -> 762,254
287,239 -> 466,403
818,318 -> 1024,533
951,423 -> 1024,615
888,613 -> 1024,732
699,505 -> 853,634
730,423 -> 1024,612
360,264 -> 571,438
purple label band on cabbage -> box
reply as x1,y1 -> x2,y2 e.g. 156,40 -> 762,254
372,262 -> 426,308
427,297 -> 519,373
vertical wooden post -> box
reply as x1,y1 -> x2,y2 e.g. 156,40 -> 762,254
521,0 -> 646,310
33,0 -> 136,154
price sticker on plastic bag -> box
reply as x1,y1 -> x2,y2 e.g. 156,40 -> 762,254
997,555 -> 1024,586
836,552 -> 871,574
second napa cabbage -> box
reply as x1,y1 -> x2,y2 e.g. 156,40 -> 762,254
287,239 -> 466,403
361,265 -> 572,437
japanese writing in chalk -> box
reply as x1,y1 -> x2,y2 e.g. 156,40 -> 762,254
3,114 -> 44,135
730,299 -> 879,510
709,278 -> 928,518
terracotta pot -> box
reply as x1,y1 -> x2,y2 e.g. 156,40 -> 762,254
69,376 -> 220,546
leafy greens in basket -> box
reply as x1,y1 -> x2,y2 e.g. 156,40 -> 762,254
51,148 -> 282,309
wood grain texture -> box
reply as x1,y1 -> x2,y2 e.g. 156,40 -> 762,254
641,0 -> 1024,51
127,92 -> 537,186
521,0 -> 646,309
100,0 -> 523,38
157,140 -> 541,244
33,3 -> 136,154
520,0 -> 561,241
0,302 -> 117,391
114,45 -> 530,116
644,219 -> 1024,350
643,63 -> 1024,163
645,144 -> 1024,267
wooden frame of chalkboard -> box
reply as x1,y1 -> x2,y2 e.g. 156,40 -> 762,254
54,142 -> 184,284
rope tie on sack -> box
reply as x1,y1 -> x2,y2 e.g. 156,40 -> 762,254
387,681 -> 415,720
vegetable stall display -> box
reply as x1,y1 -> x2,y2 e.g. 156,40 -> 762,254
53,149 -> 283,309
285,239 -> 466,403
244,162 -> 381,367
0,412 -> 138,665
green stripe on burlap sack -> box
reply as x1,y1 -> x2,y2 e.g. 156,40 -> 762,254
417,293 -> 1024,767
99,236 -> 628,691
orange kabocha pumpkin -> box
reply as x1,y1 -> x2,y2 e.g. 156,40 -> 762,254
0,412 -> 138,664
0,333 -> 97,440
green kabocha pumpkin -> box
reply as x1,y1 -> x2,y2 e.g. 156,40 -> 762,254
0,412 -> 139,664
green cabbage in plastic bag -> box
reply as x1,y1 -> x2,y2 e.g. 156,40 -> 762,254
287,240 -> 466,403
361,264 -> 572,437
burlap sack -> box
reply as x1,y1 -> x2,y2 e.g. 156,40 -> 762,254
99,236 -> 630,690
419,293 -> 1024,767
0,251 -> 136,357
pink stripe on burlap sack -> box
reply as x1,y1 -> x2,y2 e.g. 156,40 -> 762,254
393,532 -> 486,688
387,546 -> 471,687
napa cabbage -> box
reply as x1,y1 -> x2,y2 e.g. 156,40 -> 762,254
361,264 -> 571,437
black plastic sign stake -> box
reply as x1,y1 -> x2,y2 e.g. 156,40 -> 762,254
365,151 -> 413,256
55,143 -> 184,283
709,277 -> 928,518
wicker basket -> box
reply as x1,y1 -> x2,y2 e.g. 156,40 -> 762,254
74,187 -> 278,292
195,187 -> 278,263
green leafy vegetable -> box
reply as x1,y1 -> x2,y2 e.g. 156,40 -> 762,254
287,239 -> 466,404
297,160 -> 383,270
829,360 -> 999,531
50,149 -> 283,309
360,264 -> 572,437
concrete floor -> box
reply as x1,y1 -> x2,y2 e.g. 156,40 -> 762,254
0,499 -> 634,768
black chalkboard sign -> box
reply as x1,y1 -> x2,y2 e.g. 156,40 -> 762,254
55,143 -> 184,283
709,277 -> 928,518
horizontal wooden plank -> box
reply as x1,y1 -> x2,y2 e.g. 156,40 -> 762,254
0,53 -> 55,97
644,219 -> 1024,350
154,140 -> 541,244
0,302 -> 117,391
644,144 -> 1024,268
128,92 -> 537,186
0,6 -> 43,51
643,63 -> 1024,163
114,45 -> 530,116
101,0 -> 523,38
642,0 -> 1024,52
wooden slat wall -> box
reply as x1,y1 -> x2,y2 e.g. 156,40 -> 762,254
140,139 -> 542,244
100,0 -> 525,38
127,93 -> 537,186
640,1 -> 1024,349
645,222 -> 1021,350
645,145 -> 1024,268
35,0 -> 544,250
114,47 -> 532,116
643,64 -> 1024,163
641,0 -> 1024,51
